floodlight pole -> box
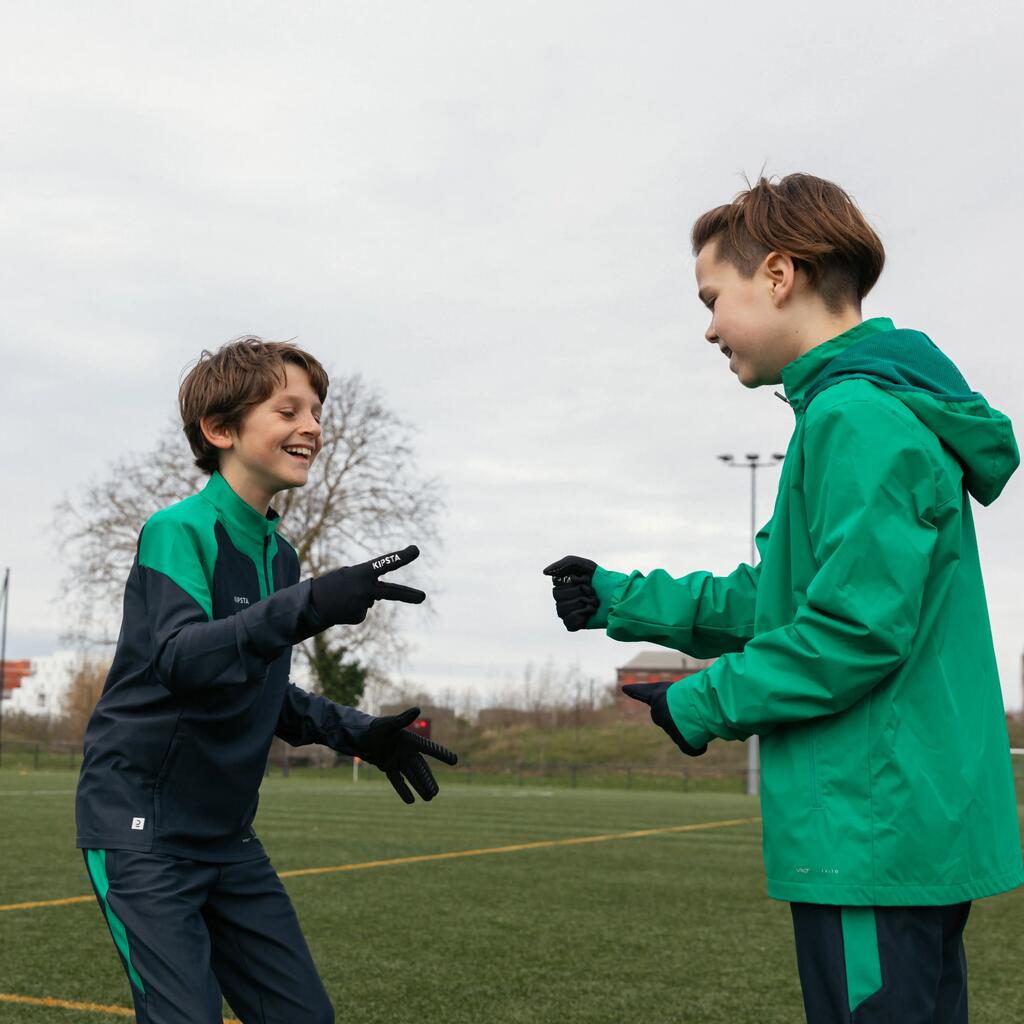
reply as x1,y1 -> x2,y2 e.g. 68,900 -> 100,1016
0,568 -> 9,770
716,455 -> 784,796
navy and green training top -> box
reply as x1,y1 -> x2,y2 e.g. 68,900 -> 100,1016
75,471 -> 376,862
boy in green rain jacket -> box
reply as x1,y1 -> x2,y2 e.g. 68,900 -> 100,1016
544,174 -> 1022,1023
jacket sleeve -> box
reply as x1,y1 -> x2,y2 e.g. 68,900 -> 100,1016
587,526 -> 769,659
139,517 -> 326,695
666,397 -> 939,747
275,684 -> 376,752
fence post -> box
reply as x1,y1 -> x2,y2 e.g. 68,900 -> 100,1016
34,744 -> 40,770
69,747 -> 74,770
282,747 -> 290,778
627,767 -> 632,790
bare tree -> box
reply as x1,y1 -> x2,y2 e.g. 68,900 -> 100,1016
61,656 -> 111,742
53,373 -> 443,702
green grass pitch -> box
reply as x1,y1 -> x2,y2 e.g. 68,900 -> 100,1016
1,769 -> 1022,1023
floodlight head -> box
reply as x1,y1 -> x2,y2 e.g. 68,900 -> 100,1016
773,453 -> 785,461
745,453 -> 759,462
717,454 -> 734,463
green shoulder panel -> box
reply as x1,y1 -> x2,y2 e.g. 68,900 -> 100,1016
138,494 -> 219,619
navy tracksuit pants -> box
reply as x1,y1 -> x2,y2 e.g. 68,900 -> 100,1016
791,902 -> 971,1023
84,848 -> 333,1024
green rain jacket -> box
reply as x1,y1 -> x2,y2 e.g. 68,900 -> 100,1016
591,317 -> 1023,905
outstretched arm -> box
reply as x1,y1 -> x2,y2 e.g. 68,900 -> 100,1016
543,523 -> 769,659
140,530 -> 424,695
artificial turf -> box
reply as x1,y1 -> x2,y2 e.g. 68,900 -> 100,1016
1,769 -> 1021,1023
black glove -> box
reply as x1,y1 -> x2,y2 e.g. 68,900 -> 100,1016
359,707 -> 459,804
621,681 -> 707,757
542,555 -> 599,631
311,545 -> 425,626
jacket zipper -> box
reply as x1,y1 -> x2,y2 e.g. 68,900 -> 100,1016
263,536 -> 273,596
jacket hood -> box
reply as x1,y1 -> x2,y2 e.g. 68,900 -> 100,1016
804,328 -> 1019,506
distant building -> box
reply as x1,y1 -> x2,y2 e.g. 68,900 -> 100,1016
1,659 -> 33,700
1,651 -> 84,717
615,650 -> 715,717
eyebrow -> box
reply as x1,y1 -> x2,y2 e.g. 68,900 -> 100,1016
278,393 -> 322,412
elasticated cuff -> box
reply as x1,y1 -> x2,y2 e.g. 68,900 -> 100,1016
665,680 -> 714,750
587,566 -> 630,630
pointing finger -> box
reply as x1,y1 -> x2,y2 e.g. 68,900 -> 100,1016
368,545 -> 420,577
375,583 -> 426,605
621,683 -> 656,707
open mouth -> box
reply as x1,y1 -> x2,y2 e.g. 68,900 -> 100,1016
722,346 -> 733,358
283,445 -> 313,465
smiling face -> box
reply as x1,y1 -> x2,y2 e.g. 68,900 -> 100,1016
694,238 -> 799,388
202,363 -> 324,513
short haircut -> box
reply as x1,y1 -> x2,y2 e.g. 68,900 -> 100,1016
179,336 -> 330,474
691,173 -> 885,313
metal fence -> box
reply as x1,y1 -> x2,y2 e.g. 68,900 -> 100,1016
427,761 -> 752,792
2,741 -> 1023,802
0,739 -> 82,771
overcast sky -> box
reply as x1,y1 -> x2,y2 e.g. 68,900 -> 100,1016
2,1 -> 1022,710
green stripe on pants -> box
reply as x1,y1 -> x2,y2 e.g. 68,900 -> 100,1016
841,906 -> 882,1012
85,849 -> 146,994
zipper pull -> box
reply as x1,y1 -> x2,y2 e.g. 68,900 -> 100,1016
774,391 -> 791,405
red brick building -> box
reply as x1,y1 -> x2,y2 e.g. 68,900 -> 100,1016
1,659 -> 33,699
615,650 -> 715,717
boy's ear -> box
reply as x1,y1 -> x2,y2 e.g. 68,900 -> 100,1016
763,251 -> 798,306
200,415 -> 234,451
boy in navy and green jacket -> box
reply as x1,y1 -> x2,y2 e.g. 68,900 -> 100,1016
76,338 -> 455,1023
545,175 -> 1022,1022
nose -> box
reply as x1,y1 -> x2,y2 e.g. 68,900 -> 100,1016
302,412 -> 322,441
705,319 -> 718,344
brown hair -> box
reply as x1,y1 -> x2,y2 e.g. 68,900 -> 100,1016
179,336 -> 330,474
691,173 -> 885,313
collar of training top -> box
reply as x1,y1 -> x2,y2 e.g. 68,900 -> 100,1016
781,317 -> 895,413
201,471 -> 281,544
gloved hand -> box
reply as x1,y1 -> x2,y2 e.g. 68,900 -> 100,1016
542,555 -> 599,631
621,681 -> 707,757
311,545 -> 425,626
359,707 -> 458,803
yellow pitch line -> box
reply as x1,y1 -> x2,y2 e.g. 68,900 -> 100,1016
0,993 -> 242,1022
0,816 -> 760,912
278,815 -> 761,879
0,994 -> 134,1017
0,894 -> 95,912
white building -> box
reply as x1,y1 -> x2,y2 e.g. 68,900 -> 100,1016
5,650 -> 83,717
